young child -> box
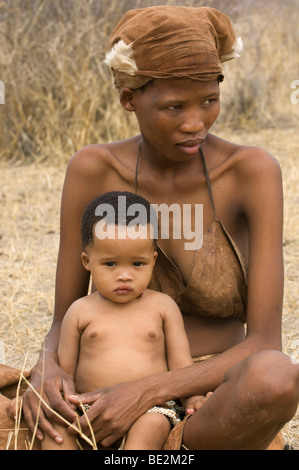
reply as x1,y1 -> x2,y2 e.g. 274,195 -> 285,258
41,191 -> 201,450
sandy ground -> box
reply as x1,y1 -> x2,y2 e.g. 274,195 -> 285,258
0,127 -> 298,448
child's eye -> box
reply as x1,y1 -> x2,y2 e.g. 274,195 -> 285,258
105,261 -> 116,266
133,261 -> 144,267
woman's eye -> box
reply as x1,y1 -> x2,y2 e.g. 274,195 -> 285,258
203,98 -> 217,106
168,105 -> 181,110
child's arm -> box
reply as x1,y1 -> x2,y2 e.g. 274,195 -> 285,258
57,301 -> 82,383
162,295 -> 207,413
161,295 -> 194,371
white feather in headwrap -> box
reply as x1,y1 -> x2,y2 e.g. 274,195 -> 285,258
104,40 -> 138,76
220,37 -> 244,62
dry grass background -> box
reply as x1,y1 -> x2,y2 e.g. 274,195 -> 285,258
0,0 -> 298,449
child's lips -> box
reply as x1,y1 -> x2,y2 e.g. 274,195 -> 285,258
115,285 -> 132,294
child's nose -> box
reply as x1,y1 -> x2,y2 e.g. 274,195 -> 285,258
117,269 -> 133,281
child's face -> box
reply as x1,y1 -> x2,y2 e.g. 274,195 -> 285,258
81,224 -> 157,303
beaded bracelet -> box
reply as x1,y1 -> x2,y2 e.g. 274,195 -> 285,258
146,400 -> 181,427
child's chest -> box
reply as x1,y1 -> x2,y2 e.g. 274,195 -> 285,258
79,308 -> 165,350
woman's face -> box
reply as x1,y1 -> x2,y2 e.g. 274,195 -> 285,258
121,78 -> 220,162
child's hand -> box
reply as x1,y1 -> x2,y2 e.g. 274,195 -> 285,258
184,397 -> 203,415
183,392 -> 214,415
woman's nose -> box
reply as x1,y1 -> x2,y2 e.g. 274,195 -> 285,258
179,109 -> 205,134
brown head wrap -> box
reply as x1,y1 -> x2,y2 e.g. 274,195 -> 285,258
105,5 -> 243,89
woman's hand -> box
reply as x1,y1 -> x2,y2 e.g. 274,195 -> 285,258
67,380 -> 150,448
10,359 -> 77,443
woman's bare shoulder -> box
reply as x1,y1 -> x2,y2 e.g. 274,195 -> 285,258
233,147 -> 282,197
219,139 -> 283,223
208,133 -> 282,182
66,137 -> 140,177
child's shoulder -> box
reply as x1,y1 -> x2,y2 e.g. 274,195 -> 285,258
145,288 -> 172,299
64,294 -> 93,317
144,289 -> 179,309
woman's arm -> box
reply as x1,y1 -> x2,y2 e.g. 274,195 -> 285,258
238,148 -> 284,350
20,149 -> 102,441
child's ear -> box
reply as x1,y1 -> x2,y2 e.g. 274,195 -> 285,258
153,250 -> 158,264
81,251 -> 90,271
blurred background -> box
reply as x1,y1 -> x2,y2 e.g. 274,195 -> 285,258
0,0 -> 298,164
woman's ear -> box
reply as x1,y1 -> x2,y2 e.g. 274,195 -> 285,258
81,251 -> 90,271
119,87 -> 135,112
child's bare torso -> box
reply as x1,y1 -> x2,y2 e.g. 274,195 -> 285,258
74,290 -> 168,393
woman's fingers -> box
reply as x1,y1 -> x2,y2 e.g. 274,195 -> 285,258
21,373 -> 77,442
43,386 -> 77,423
67,389 -> 102,406
22,394 -> 63,442
6,397 -> 21,419
61,377 -> 77,410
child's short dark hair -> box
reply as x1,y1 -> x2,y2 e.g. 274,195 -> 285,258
81,191 -> 158,249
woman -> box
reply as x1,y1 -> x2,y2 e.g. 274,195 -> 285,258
4,5 -> 299,450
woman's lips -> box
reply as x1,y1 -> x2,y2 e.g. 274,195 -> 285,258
177,139 -> 204,154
